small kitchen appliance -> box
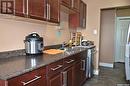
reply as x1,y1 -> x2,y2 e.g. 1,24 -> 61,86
81,40 -> 94,46
24,33 -> 44,55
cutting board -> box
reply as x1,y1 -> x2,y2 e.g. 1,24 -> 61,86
43,49 -> 64,55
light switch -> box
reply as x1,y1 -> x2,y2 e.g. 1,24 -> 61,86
93,29 -> 97,35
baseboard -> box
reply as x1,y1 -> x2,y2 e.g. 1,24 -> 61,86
93,69 -> 99,75
99,62 -> 114,68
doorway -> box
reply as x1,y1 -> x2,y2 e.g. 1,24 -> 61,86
115,17 -> 130,62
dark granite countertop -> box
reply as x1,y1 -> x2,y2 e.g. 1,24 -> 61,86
0,47 -> 87,80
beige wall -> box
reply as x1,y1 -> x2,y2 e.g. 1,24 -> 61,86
100,9 -> 115,64
0,12 -> 70,52
79,0 -> 130,70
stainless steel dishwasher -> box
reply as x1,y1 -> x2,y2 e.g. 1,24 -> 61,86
86,46 -> 96,78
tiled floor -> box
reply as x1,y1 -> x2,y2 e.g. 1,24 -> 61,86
83,63 -> 129,86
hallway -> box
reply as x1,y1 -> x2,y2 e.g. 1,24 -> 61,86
83,63 -> 129,86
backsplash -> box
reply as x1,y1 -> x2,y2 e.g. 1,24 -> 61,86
0,12 -> 70,52
0,49 -> 25,58
0,44 -> 61,58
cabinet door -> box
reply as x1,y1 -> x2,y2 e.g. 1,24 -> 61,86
69,13 -> 80,29
73,62 -> 82,86
28,0 -> 46,20
63,67 -> 74,86
80,59 -> 86,84
47,73 -> 63,86
61,0 -> 71,8
47,0 -> 60,23
69,1 -> 86,29
1,1 -> 14,14
80,1 -> 86,28
15,0 -> 25,16
72,0 -> 80,12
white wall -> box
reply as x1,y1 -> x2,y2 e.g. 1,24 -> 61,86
0,12 -> 70,52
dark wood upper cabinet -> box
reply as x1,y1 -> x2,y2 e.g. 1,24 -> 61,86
14,0 -> 25,17
61,0 -> 71,8
28,0 -> 46,20
69,13 -> 80,29
61,0 -> 80,12
1,1 -> 14,14
69,1 -> 86,29
80,1 -> 86,28
47,0 -> 60,23
72,0 -> 80,12
0,0 -> 60,23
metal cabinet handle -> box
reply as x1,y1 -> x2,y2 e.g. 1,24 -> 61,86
21,75 -> 41,86
62,71 -> 67,86
47,3 -> 49,20
71,0 -> 74,8
23,0 -> 25,15
26,0 -> 29,16
83,19 -> 85,27
51,65 -> 63,71
43,0 -> 46,19
81,60 -> 85,71
47,3 -> 50,20
66,59 -> 74,64
48,4 -> 51,20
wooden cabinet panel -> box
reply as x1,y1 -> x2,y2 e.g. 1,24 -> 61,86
63,66 -> 74,86
47,0 -> 60,23
47,73 -> 63,86
73,51 -> 87,86
47,60 -> 63,86
73,62 -> 82,86
69,13 -> 80,29
80,1 -> 86,28
80,59 -> 87,85
8,67 -> 46,86
15,0 -> 25,17
28,0 -> 46,20
69,1 -> 86,29
61,0 -> 71,8
0,51 -> 87,86
63,55 -> 76,86
63,55 -> 75,68
47,60 -> 63,76
72,0 -> 80,12
1,1 -> 14,14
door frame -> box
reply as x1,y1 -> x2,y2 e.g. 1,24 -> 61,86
114,16 -> 130,62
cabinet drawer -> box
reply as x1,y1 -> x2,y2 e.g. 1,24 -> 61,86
47,60 -> 63,76
74,53 -> 82,62
8,67 -> 46,86
63,56 -> 75,68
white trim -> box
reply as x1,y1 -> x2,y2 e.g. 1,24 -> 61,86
93,69 -> 99,75
115,17 -> 130,62
99,62 -> 114,68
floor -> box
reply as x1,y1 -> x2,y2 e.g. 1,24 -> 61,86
83,63 -> 130,86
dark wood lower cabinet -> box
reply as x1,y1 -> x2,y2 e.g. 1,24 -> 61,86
47,73 -> 63,86
0,51 -> 87,86
63,66 -> 74,86
73,62 -> 82,86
